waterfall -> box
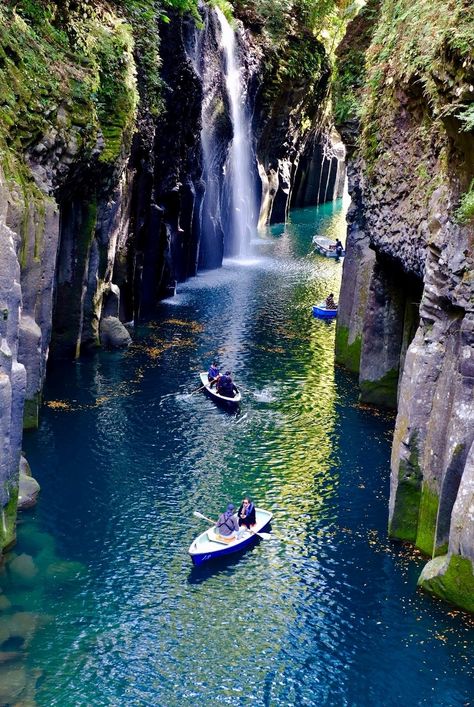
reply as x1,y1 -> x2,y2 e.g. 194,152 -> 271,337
215,8 -> 257,257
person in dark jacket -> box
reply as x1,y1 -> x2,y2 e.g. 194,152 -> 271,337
216,504 -> 239,538
217,371 -> 238,398
238,497 -> 256,528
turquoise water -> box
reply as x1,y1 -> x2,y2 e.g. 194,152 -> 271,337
1,200 -> 473,705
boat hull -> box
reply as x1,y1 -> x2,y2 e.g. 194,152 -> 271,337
312,236 -> 345,258
189,509 -> 272,566
199,372 -> 241,408
312,303 -> 337,319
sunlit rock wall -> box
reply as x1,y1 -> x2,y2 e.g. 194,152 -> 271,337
336,0 -> 474,611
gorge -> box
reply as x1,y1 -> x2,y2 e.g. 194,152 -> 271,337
0,0 -> 473,701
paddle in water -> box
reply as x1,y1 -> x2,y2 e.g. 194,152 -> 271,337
193,510 -> 272,540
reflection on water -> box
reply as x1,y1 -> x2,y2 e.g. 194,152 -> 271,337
1,200 -> 472,705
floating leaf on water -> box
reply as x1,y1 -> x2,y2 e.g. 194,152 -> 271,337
45,400 -> 71,410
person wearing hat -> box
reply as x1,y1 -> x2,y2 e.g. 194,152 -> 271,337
216,371 -> 238,398
216,503 -> 239,539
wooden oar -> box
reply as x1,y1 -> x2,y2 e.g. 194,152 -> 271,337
193,511 -> 272,540
187,385 -> 205,395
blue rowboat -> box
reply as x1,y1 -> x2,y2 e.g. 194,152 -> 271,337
188,508 -> 273,566
199,372 -> 241,408
312,302 -> 338,319
312,235 -> 345,258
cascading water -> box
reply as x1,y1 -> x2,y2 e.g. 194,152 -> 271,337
215,8 -> 257,257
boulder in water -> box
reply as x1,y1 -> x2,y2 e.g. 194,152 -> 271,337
18,472 -> 40,511
0,595 -> 12,611
8,554 -> 38,585
99,316 -> 132,349
0,663 -> 27,703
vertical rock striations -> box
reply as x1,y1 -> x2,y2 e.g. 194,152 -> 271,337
336,0 -> 474,611
0,169 -> 26,550
0,0 -> 346,555
0,1 -> 138,551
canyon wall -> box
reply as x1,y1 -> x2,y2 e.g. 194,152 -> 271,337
0,0 -> 338,552
336,0 -> 474,612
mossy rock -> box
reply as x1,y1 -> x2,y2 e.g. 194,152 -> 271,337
389,436 -> 423,542
418,554 -> 474,614
0,492 -> 18,553
360,367 -> 398,409
335,325 -> 361,373
415,483 -> 439,556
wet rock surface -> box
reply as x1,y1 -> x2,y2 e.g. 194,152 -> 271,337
336,0 -> 474,611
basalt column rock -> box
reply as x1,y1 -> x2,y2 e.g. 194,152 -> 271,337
359,260 -> 421,408
292,129 -> 346,208
0,170 -> 27,551
130,11 -> 204,319
250,28 -> 332,225
335,0 -> 474,611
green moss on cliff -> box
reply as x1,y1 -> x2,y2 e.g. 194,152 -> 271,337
418,554 -> 474,614
360,0 -> 474,176
0,0 -> 138,189
335,325 -> 361,373
389,435 -> 422,542
360,367 -> 398,408
333,0 -> 380,124
415,484 -> 439,557
23,394 -> 40,430
0,487 -> 18,551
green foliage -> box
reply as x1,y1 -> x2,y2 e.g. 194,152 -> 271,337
363,0 -> 474,114
332,0 -> 380,124
208,0 -> 234,23
456,180 -> 474,223
457,104 -> 474,133
115,0 -> 164,115
233,0 -> 351,47
0,0 -> 139,204
355,0 -> 474,176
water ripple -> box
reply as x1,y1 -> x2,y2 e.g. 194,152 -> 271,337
1,202 -> 471,706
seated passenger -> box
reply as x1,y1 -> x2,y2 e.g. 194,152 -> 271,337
325,293 -> 337,309
208,361 -> 220,386
216,504 -> 239,539
238,497 -> 256,528
217,371 -> 238,398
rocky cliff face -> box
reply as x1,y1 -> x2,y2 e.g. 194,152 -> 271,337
336,0 -> 474,611
0,1 -> 138,547
0,1 -> 340,553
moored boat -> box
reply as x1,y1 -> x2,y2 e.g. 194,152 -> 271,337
199,372 -> 241,407
312,235 -> 345,258
312,302 -> 338,319
189,508 -> 273,565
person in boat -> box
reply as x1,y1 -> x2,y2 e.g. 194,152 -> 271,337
208,361 -> 220,387
238,497 -> 256,529
335,239 -> 344,257
325,293 -> 337,309
216,503 -> 239,538
216,371 -> 238,398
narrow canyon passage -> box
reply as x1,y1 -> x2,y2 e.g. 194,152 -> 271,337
0,202 -> 471,705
